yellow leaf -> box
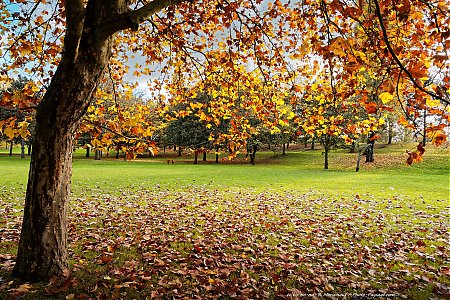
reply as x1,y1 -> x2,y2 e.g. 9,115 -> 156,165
379,92 -> 394,104
4,127 -> 16,139
18,121 -> 30,138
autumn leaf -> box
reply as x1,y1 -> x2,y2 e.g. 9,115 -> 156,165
3,127 -> 16,139
432,131 -> 447,146
379,92 -> 394,104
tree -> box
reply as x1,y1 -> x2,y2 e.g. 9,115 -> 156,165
78,83 -> 159,160
0,0 -> 448,281
163,99 -> 212,164
2,0 -> 194,281
0,78 -> 37,157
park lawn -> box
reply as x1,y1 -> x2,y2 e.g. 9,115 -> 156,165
0,143 -> 449,299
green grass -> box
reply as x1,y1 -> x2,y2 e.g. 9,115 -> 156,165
0,143 -> 449,299
2,142 -> 447,201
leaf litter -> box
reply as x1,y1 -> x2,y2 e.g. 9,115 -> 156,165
0,187 -> 449,299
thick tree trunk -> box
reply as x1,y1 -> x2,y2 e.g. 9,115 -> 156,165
86,147 -> 90,158
13,28 -> 114,281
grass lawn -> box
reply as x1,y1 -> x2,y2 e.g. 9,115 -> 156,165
0,143 -> 449,299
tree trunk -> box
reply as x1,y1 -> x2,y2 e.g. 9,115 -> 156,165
178,147 -> 182,157
250,145 -> 257,165
422,108 -> 427,146
366,132 -> 375,163
95,149 -> 102,160
86,146 -> 90,158
282,143 -> 286,155
311,138 -> 315,150
194,151 -> 198,164
202,151 -> 207,162
387,121 -> 393,145
9,140 -> 13,156
356,145 -> 365,172
27,143 -> 31,156
14,17 -> 115,280
21,139 -> 25,158
324,146 -> 329,170
215,146 -> 219,163
116,144 -> 120,159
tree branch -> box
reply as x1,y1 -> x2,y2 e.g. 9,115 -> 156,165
63,0 -> 85,62
98,0 -> 188,38
373,0 -> 449,105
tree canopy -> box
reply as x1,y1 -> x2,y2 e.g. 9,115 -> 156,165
1,0 -> 449,149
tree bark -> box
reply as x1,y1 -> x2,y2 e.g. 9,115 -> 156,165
194,151 -> 198,164
86,147 -> 90,158
324,146 -> 329,170
13,16 -> 115,281
202,151 -> 207,161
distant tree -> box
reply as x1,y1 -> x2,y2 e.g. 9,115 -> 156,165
0,77 -> 38,157
164,94 -> 214,164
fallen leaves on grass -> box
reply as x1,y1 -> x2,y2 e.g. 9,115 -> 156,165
1,188 -> 449,299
